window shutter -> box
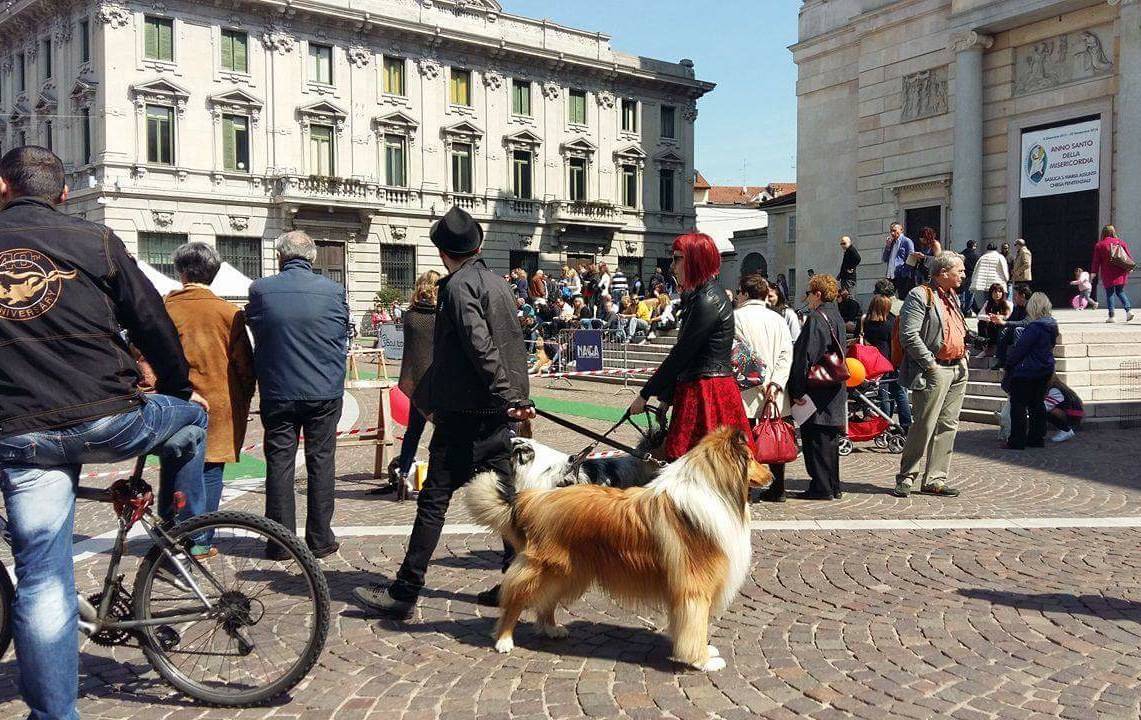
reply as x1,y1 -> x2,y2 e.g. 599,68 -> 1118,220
159,21 -> 173,61
234,34 -> 247,72
222,116 -> 236,170
145,20 -> 158,58
220,33 -> 233,70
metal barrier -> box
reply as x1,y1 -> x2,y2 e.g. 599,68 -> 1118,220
534,328 -> 637,394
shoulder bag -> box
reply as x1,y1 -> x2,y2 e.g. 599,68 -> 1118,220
752,394 -> 799,465
806,310 -> 850,389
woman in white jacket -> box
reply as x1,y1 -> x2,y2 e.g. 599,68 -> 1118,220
969,243 -> 1009,311
735,274 -> 794,502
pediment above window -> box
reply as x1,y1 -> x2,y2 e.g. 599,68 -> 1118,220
297,100 -> 347,132
131,78 -> 191,115
503,129 -> 542,150
654,150 -> 684,167
614,144 -> 647,163
209,89 -> 264,125
34,84 -> 57,114
8,102 -> 30,126
69,78 -> 98,108
561,137 -> 597,158
442,120 -> 484,150
374,111 -> 419,140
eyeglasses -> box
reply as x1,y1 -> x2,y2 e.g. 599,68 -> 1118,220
671,255 -> 683,264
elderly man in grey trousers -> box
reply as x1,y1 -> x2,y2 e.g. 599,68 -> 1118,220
893,252 -> 969,498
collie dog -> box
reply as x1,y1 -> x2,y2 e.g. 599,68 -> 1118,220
466,427 -> 770,671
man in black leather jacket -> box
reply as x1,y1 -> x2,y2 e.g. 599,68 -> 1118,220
355,207 -> 534,619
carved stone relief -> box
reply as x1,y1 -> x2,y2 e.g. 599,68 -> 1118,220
542,81 -> 560,100
900,67 -> 948,122
347,45 -> 372,68
96,2 -> 132,28
229,216 -> 249,231
417,58 -> 442,80
1013,26 -> 1114,96
262,26 -> 297,55
152,211 -> 174,227
483,70 -> 503,90
596,91 -> 615,109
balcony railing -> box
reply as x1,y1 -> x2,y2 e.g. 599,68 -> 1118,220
271,174 -> 380,203
550,200 -> 624,227
382,186 -> 415,206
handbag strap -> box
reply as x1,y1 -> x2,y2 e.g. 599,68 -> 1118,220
815,309 -> 843,354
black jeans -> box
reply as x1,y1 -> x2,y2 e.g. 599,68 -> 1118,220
397,408 -> 428,476
1008,375 -> 1049,448
262,397 -> 343,552
801,423 -> 842,497
893,275 -> 915,301
389,415 -> 514,602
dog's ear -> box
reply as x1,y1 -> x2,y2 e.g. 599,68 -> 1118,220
512,440 -> 536,467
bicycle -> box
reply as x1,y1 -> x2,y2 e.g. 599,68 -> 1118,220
0,456 -> 330,707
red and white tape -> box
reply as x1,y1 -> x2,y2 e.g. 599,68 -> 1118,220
540,367 -> 653,379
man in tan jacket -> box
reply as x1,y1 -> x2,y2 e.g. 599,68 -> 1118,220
1012,238 -> 1033,286
165,242 -> 257,556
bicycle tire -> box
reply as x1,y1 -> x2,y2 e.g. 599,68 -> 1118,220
132,511 -> 330,707
0,559 -> 13,661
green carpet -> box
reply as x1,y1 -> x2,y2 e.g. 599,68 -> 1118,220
532,396 -> 652,428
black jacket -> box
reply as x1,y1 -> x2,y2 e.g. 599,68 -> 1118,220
246,258 -> 350,402
788,303 -> 848,427
641,278 -> 733,403
413,256 -> 529,418
0,197 -> 191,438
838,245 -> 862,282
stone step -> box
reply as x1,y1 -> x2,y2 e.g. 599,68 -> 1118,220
962,394 -> 1005,413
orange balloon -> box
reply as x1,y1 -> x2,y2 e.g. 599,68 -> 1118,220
845,357 -> 867,388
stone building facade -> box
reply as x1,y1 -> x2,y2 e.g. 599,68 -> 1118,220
0,0 -> 713,315
793,0 -> 1140,305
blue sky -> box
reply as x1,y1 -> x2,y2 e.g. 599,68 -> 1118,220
501,0 -> 800,187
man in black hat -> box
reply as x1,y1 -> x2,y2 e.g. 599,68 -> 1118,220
354,206 -> 534,618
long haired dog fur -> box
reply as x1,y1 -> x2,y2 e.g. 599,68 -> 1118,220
466,427 -> 769,671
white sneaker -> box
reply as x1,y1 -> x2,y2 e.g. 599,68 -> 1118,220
1106,316 -> 1116,323
1128,311 -> 1136,322
1089,301 -> 1099,309
1050,429 -> 1075,443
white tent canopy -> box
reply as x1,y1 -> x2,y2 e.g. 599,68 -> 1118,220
210,262 -> 254,299
137,260 -> 254,299
138,261 -> 181,297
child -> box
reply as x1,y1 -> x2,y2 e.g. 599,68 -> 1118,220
1070,267 -> 1098,310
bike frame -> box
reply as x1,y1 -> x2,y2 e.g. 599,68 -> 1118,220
1,472 -> 225,639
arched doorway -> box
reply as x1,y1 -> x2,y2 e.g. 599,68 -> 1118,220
740,252 -> 768,278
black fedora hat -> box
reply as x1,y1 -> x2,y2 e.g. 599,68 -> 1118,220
429,206 -> 484,255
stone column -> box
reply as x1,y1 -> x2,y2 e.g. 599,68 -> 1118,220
950,31 -> 993,246
1111,0 -> 1141,259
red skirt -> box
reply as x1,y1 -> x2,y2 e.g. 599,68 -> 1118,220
662,376 -> 755,461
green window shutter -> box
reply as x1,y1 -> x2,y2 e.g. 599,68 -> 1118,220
220,33 -> 233,70
234,33 -> 247,73
222,115 -> 236,170
145,20 -> 158,59
158,20 -> 173,61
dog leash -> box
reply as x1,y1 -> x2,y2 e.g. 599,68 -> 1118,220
533,407 -> 667,470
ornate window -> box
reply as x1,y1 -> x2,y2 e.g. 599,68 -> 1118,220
380,244 -> 416,293
79,19 -> 90,63
222,115 -> 249,171
512,79 -> 531,117
310,125 -> 334,176
560,137 -> 596,202
451,143 -> 473,193
660,105 -> 676,139
449,68 -> 472,106
146,106 -> 174,165
297,100 -> 346,176
144,16 -> 174,62
383,57 -> 405,96
220,29 -> 248,73
309,43 -> 333,85
512,150 -> 533,199
384,135 -> 407,187
442,120 -> 482,194
654,150 -> 683,213
620,98 -> 638,133
41,38 -> 52,81
614,144 -> 646,210
568,89 -> 587,125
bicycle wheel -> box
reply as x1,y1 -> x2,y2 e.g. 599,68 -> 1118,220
132,511 -> 330,706
0,559 -> 13,661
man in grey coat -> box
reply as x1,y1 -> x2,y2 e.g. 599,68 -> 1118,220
893,252 -> 969,498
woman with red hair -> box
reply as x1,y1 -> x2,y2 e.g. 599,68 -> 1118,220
630,232 -> 753,460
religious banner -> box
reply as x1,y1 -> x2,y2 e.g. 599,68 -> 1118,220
1020,119 -> 1101,198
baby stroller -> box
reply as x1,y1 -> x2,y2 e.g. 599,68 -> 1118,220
838,354 -> 907,456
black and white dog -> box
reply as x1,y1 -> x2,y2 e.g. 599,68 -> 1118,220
509,423 -> 668,492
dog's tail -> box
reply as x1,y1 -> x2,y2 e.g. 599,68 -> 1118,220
465,471 -> 523,545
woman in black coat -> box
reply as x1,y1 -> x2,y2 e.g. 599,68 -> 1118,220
788,274 -> 848,499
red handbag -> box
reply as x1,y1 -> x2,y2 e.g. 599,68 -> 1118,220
752,396 -> 799,465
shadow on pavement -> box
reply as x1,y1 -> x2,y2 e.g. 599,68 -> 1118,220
957,588 -> 1141,621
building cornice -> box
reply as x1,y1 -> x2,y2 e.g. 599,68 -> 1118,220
0,0 -> 714,98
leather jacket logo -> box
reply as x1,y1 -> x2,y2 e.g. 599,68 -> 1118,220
0,248 -> 78,321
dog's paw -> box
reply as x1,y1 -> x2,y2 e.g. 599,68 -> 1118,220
707,644 -> 720,658
695,656 -> 726,672
494,636 -> 515,654
541,623 -> 569,639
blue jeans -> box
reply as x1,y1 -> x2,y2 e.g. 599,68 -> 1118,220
1105,285 -> 1132,316
877,375 -> 913,430
201,462 -> 225,545
0,394 -> 207,720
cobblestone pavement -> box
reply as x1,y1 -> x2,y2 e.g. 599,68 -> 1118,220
2,380 -> 1140,719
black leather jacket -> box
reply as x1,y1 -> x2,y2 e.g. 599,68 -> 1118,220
0,197 -> 191,438
641,278 -> 733,403
412,256 -> 530,418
